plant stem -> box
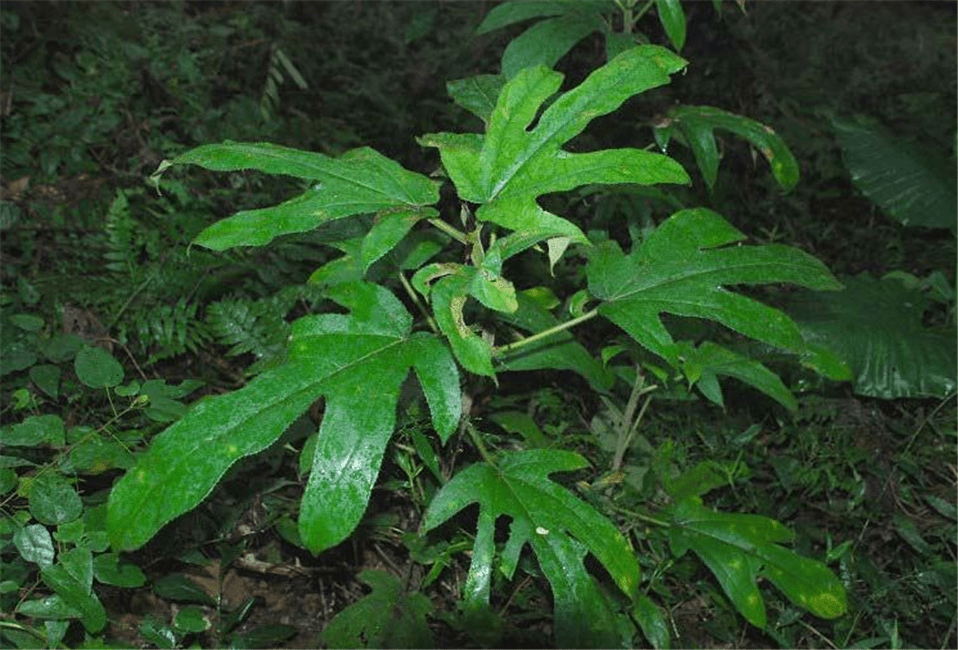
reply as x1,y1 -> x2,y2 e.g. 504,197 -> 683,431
492,309 -> 598,357
398,270 -> 439,333
465,420 -> 496,465
608,502 -> 669,528
428,217 -> 468,245
612,368 -> 657,472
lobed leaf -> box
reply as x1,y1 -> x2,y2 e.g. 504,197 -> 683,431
422,449 -> 640,647
587,208 -> 841,364
422,46 -> 691,261
668,497 -> 848,628
658,105 -> 800,191
108,282 -> 460,553
320,570 -> 433,649
672,340 -> 797,411
158,143 -> 438,250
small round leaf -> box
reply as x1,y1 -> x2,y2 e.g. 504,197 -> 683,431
74,346 -> 123,388
29,472 -> 82,525
14,523 -> 56,568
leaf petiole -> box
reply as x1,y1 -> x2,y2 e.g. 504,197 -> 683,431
493,309 -> 599,357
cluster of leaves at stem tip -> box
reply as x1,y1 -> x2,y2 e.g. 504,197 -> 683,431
106,11 -> 850,648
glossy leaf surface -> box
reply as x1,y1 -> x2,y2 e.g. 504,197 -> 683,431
787,274 -> 957,399
421,46 -> 691,259
108,283 -> 460,553
833,115 -> 956,233
157,143 -> 439,250
668,497 -> 847,628
587,208 -> 841,364
658,105 -> 800,190
421,449 -> 639,648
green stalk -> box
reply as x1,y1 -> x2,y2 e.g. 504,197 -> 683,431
492,309 -> 598,357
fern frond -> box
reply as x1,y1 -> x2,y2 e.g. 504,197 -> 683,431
206,297 -> 289,374
104,190 -> 141,280
134,297 -> 210,364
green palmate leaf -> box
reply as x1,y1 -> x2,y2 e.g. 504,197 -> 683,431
786,274 -> 957,399
656,105 -> 800,191
587,208 -> 841,365
832,115 -> 956,232
421,449 -> 640,648
321,570 -> 434,649
108,282 -> 460,553
156,143 -> 439,250
496,292 -> 614,392
672,340 -> 797,411
421,46 -> 691,262
667,497 -> 847,629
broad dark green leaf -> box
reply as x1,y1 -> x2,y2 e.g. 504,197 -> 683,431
659,105 -> 800,190
786,274 -> 957,399
59,547 -> 93,594
833,115 -> 956,232
29,364 -> 60,398
108,283 -> 460,553
422,449 -> 640,648
92,552 -> 146,588
475,1 -> 597,34
588,208 -> 841,364
668,497 -> 847,628
152,573 -> 216,606
157,143 -> 439,250
17,595 -> 82,621
634,593 -> 671,649
1,414 -> 65,447
174,606 -> 211,633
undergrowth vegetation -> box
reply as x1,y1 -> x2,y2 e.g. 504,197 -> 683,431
1,2 -> 955,649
